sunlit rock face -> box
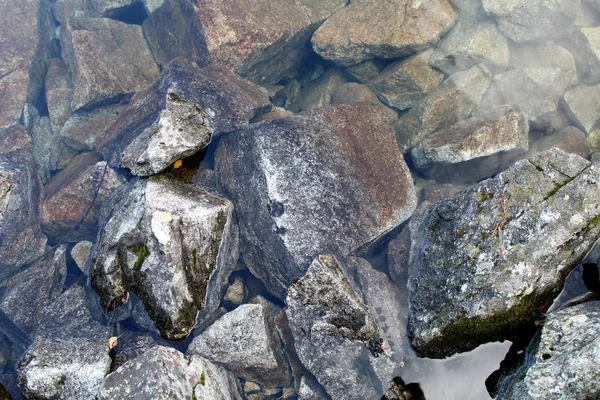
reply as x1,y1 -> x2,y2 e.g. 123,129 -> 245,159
215,104 -> 417,299
407,149 -> 600,358
91,176 -> 238,340
312,0 -> 458,66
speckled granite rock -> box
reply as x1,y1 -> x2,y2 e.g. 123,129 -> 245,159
58,104 -> 122,151
312,0 -> 458,66
91,176 -> 238,339
563,84 -> 600,135
215,104 -> 416,298
45,58 -> 73,135
71,241 -> 93,271
497,301 -> 600,399
407,148 -> 600,358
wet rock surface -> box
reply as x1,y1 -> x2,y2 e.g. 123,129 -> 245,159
58,104 -> 122,151
215,104 -> 416,298
407,149 -> 600,358
91,176 -> 238,339
497,301 -> 600,400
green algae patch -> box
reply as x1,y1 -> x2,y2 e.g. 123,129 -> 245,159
131,244 -> 149,270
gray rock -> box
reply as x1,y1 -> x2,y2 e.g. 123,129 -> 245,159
497,301 -> 600,399
96,60 -> 271,172
429,0 -> 509,75
215,104 -> 416,299
91,176 -> 239,339
71,241 -> 93,271
367,49 -> 444,111
59,104 -> 122,151
395,65 -> 492,152
188,302 -> 291,387
508,44 -> 577,85
100,346 -> 241,400
222,277 -> 246,307
576,1 -> 600,27
530,127 -> 591,160
45,58 -> 73,135
563,84 -> 600,135
83,0 -> 164,17
62,17 -> 159,111
297,376 -> 329,400
0,246 -> 66,335
288,69 -> 346,113
482,0 -> 579,43
407,148 -> 600,357
346,59 -> 386,83
312,0 -> 458,66
566,27 -> 600,85
0,126 -> 47,278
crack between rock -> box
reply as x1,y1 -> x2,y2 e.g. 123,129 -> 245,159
0,66 -> 20,81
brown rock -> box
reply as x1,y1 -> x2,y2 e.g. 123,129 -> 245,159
288,69 -> 346,113
531,127 -> 591,159
59,104 -> 123,151
45,58 -> 73,135
345,59 -> 386,83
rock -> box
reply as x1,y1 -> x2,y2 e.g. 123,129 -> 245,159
417,182 -> 469,210
312,0 -> 458,66
530,127 -> 591,159
144,0 -> 346,84
407,148 -> 600,358
83,0 -> 161,19
410,107 -> 529,182
346,59 -> 386,83
215,104 -> 416,298
100,345 -> 241,400
97,60 -> 271,174
497,301 -> 600,399
482,0 -> 579,43
367,49 -> 444,111
395,65 -> 492,152
251,107 -> 295,123
566,27 -> 600,85
297,376 -> 329,400
62,17 -> 159,111
0,247 -> 66,335
508,44 -> 577,85
45,58 -> 73,135
382,377 -> 414,400
41,154 -> 125,243
91,176 -> 239,339
0,126 -> 47,278
222,277 -> 246,308
288,69 -> 346,113
59,105 -> 122,151
71,241 -> 93,271
188,302 -> 291,387
429,0 -> 509,75
563,84 -> 600,135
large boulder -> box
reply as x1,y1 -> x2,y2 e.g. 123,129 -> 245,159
497,301 -> 600,399
215,104 -> 416,298
96,60 -> 271,176
407,149 -> 600,358
312,0 -> 458,66
91,176 -> 239,339
0,126 -> 47,279
143,0 -> 346,84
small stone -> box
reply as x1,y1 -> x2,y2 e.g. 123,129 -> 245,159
288,69 -> 346,113
223,277 -> 246,307
563,84 -> 600,134
244,381 -> 261,394
346,59 -> 386,83
71,241 -> 93,272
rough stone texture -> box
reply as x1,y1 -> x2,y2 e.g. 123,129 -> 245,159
0,126 -> 47,278
395,65 -> 492,152
41,156 -> 125,243
144,0 -> 346,84
509,44 -> 577,86
215,104 -> 416,298
482,0 -> 579,43
0,246 -> 66,335
71,241 -> 93,271
91,176 -> 239,339
410,108 -> 529,181
367,49 -> 444,111
222,277 -> 246,307
63,17 -> 159,111
312,0 -> 458,66
97,60 -> 271,171
531,127 -> 591,160
83,0 -> 164,17
429,0 -> 509,75
563,84 -> 600,135
288,69 -> 346,113
567,27 -> 600,85
407,148 -> 600,358
100,346 -> 240,400
59,104 -> 122,151
297,376 -> 329,400
496,301 -> 600,400
346,59 -> 386,83
188,303 -> 291,387
45,58 -> 73,135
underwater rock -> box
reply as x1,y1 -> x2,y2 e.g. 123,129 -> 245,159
0,246 -> 66,335
407,148 -> 600,358
45,58 -> 73,136
62,17 -> 159,111
41,154 -> 126,243
312,0 -> 458,66
83,0 -> 163,18
367,49 -> 444,111
429,0 -> 509,75
59,104 -> 122,151
497,301 -> 600,399
508,43 -> 577,88
482,0 -> 579,43
222,277 -> 246,308
91,176 -> 238,340
395,64 -> 492,152
288,69 -> 346,113
215,104 -> 416,299
100,346 -> 241,400
0,126 -> 47,279
410,107 -> 529,182
188,302 -> 291,388
71,240 -> 93,271
568,27 -> 600,85
97,60 -> 270,175
345,59 -> 386,84
563,84 -> 600,135
529,127 -> 591,160
144,0 -> 346,84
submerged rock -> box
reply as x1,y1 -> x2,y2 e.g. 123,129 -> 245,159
58,104 -> 122,151
563,84 -> 600,135
312,0 -> 458,66
568,27 -> 600,85
497,301 -> 600,399
100,346 -> 241,400
215,104 -> 416,298
407,148 -> 600,358
91,176 -> 238,339
71,241 -> 93,272
288,69 -> 346,113
45,58 -> 73,136
97,60 -> 270,175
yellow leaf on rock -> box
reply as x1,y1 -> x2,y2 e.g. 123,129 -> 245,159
174,160 -> 183,169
